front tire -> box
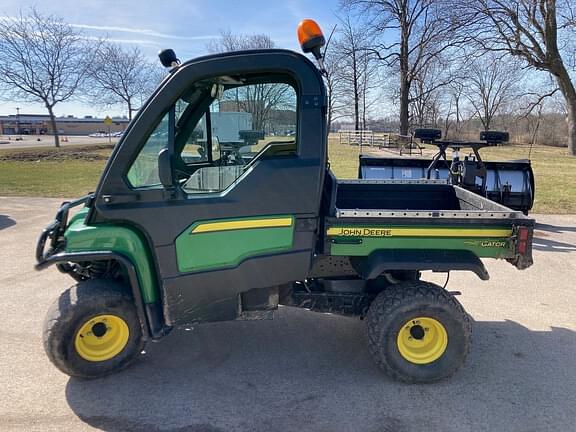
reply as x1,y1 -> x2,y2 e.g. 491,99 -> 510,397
366,281 -> 471,383
43,279 -> 145,379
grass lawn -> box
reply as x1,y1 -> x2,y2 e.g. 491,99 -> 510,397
327,139 -> 576,214
0,145 -> 110,198
0,140 -> 574,214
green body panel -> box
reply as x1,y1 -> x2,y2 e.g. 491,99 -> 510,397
175,216 -> 295,272
330,237 -> 513,258
64,208 -> 159,303
328,225 -> 514,259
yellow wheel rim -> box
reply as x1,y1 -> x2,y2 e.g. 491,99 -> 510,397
74,314 -> 130,362
397,317 -> 448,364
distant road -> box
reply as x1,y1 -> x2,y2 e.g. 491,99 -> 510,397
0,135 -> 119,150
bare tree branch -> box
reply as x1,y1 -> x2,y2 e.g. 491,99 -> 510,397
453,0 -> 576,154
0,8 -> 95,146
88,43 -> 162,120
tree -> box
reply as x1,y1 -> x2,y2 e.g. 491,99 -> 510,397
0,9 -> 93,147
208,30 -> 274,52
460,0 -> 576,154
89,43 -> 160,120
462,54 -> 523,130
343,0 -> 468,136
333,15 -> 376,130
443,79 -> 466,138
208,31 -> 292,132
321,47 -> 346,131
409,58 -> 453,128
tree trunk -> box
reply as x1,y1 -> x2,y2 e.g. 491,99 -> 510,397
127,98 -> 133,121
398,14 -> 410,137
399,73 -> 410,136
554,65 -> 576,155
353,69 -> 360,130
566,102 -> 576,156
455,96 -> 461,134
327,79 -> 333,132
362,87 -> 367,130
327,93 -> 333,132
46,104 -> 60,148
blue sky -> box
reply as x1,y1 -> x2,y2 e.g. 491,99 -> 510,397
0,0 -> 341,117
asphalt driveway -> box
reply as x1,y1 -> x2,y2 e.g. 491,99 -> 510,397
0,196 -> 575,432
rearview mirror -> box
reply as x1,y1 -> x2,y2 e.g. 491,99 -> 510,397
158,148 -> 174,188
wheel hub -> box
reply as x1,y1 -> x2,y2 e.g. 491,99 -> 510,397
91,322 -> 108,337
396,317 -> 448,364
74,314 -> 130,362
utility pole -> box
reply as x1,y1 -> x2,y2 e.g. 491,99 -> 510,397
15,107 -> 20,136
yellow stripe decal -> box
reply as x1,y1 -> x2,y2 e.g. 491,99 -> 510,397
192,217 -> 293,234
326,227 -> 512,238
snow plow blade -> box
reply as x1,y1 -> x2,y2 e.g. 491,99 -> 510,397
359,155 -> 534,214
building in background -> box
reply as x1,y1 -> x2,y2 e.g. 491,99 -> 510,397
0,114 -> 129,136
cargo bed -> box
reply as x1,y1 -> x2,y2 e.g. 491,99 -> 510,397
323,179 -> 534,275
358,154 -> 535,213
333,180 -> 524,219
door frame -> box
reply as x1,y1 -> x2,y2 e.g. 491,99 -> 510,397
87,49 -> 327,325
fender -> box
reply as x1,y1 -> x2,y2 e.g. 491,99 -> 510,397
36,251 -> 166,339
350,249 -> 490,281
36,203 -> 166,339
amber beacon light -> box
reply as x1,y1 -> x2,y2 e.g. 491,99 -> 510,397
297,19 -> 326,61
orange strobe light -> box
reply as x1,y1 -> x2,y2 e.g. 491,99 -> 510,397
297,19 -> 325,57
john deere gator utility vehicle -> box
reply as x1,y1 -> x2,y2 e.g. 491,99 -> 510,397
36,20 -> 535,383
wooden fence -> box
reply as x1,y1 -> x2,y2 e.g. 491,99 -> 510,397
337,130 -> 423,155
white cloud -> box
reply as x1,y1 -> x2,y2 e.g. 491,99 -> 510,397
0,16 -> 216,41
69,23 -> 216,41
82,35 -> 162,47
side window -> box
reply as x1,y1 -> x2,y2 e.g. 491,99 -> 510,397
180,113 -> 210,164
126,79 -> 297,192
127,99 -> 190,189
182,82 -> 297,194
126,111 -> 169,188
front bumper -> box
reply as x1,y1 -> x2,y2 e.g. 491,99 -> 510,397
35,195 -> 92,269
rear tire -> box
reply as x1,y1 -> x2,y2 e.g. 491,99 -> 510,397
366,281 -> 471,383
43,279 -> 145,379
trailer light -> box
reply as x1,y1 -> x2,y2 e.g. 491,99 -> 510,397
517,226 -> 529,254
518,226 -> 529,241
518,240 -> 527,254
297,19 -> 325,58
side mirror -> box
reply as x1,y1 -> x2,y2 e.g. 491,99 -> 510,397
158,148 -> 174,188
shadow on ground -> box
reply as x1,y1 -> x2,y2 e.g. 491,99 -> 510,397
532,236 -> 576,253
533,222 -> 576,253
65,308 -> 576,432
535,222 -> 576,234
0,214 -> 16,230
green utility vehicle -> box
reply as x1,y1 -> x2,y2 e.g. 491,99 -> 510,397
36,20 -> 534,383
